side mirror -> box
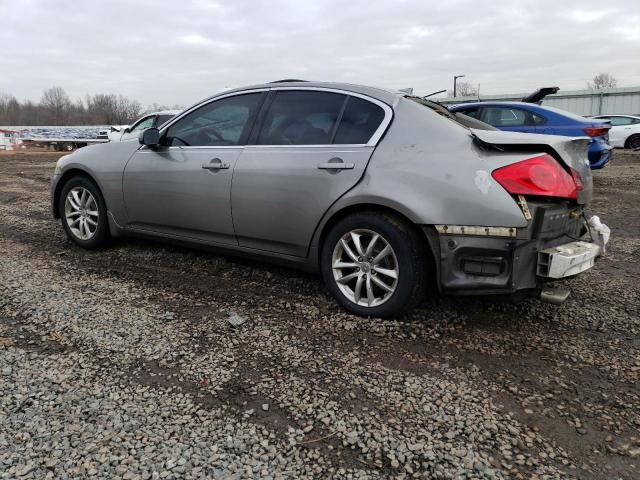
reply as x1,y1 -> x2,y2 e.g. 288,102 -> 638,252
139,128 -> 160,147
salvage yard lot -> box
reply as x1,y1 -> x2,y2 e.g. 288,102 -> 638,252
0,150 -> 638,479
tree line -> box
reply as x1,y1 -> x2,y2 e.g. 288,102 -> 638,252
0,86 -> 181,126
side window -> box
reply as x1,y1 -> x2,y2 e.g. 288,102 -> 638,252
483,107 -> 527,127
531,112 -> 547,125
609,117 -> 634,126
257,91 -> 346,145
165,93 -> 262,147
458,107 -> 480,118
155,114 -> 175,128
334,96 -> 385,144
131,116 -> 155,132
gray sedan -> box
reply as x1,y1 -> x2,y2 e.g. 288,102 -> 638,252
51,81 -> 606,317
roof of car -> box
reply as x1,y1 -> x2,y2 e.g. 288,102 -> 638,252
206,81 -> 406,106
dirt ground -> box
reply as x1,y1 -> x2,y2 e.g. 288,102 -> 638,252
0,150 -> 638,479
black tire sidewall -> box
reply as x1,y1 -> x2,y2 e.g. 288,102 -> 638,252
321,212 -> 427,318
626,134 -> 640,149
59,176 -> 109,249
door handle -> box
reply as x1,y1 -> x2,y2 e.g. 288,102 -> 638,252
202,158 -> 230,170
317,160 -> 355,170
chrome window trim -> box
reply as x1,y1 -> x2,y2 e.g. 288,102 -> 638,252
157,86 -> 393,149
158,88 -> 270,137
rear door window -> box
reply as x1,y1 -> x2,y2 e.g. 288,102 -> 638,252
609,116 -> 634,126
483,107 -> 527,127
257,91 -> 346,145
457,107 -> 481,118
333,96 -> 385,144
531,112 -> 547,125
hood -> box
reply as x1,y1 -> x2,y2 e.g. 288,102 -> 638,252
469,128 -> 593,204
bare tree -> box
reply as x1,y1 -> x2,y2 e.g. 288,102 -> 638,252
588,73 -> 618,90
449,81 -> 478,98
40,86 -> 72,124
0,87 -> 156,126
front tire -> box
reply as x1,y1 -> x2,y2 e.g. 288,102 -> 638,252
59,176 -> 109,249
321,211 -> 429,318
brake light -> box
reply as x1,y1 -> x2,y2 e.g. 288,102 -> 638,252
492,154 -> 580,199
583,126 -> 610,137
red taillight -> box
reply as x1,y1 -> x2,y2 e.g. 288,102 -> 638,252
583,126 -> 610,137
570,168 -> 584,193
492,154 -> 580,199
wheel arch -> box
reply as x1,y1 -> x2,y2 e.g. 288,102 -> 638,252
313,202 -> 437,279
624,133 -> 640,149
52,168 -> 101,218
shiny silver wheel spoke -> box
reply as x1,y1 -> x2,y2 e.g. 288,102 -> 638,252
65,187 -> 98,241
374,266 -> 398,279
353,275 -> 364,303
350,232 -> 365,257
333,260 -> 358,269
372,244 -> 392,265
371,274 -> 393,293
340,239 -> 359,263
337,271 -> 360,284
332,228 -> 399,308
365,277 -> 374,306
364,233 -> 379,258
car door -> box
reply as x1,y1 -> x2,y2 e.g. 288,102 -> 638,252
607,116 -> 635,147
231,89 -> 391,257
482,106 -> 533,133
122,92 -> 265,245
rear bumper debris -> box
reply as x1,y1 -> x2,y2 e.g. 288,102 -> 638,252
537,241 -> 601,278
431,200 -> 609,297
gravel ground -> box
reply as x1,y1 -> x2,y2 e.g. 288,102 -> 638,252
0,150 -> 638,479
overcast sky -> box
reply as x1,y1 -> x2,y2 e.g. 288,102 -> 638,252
1,0 -> 639,107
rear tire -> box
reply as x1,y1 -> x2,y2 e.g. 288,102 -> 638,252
59,176 -> 109,249
321,211 -> 429,318
625,134 -> 640,150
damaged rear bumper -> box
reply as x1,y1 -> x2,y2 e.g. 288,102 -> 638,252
429,200 -> 607,296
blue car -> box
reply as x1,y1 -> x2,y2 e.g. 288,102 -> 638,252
450,102 -> 612,169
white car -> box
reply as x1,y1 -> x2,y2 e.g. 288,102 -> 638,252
592,114 -> 640,149
107,111 -> 180,142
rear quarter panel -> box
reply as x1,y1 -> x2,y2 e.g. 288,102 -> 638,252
317,98 -> 529,231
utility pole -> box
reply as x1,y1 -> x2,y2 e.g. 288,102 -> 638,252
453,74 -> 465,97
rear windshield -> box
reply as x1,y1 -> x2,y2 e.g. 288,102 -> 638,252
407,96 -> 465,125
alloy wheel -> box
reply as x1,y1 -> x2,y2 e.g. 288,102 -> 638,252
64,187 -> 99,240
331,229 -> 399,307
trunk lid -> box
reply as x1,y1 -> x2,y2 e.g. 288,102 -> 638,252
469,128 -> 593,204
